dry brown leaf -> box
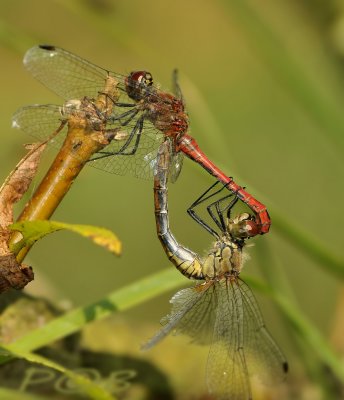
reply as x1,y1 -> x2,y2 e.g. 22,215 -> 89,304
0,142 -> 46,232
0,143 -> 45,292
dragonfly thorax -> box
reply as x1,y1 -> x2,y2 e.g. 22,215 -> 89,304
202,239 -> 243,280
145,93 -> 189,137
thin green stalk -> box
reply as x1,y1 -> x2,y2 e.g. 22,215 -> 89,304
4,268 -> 186,355
2,266 -> 343,385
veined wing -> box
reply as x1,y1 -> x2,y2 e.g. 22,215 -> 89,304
23,45 -> 172,106
206,279 -> 251,400
12,104 -> 67,147
206,278 -> 287,400
89,132 -> 183,181
142,283 -> 217,350
23,45 -> 123,100
239,278 -> 288,384
169,151 -> 184,183
18,46 -> 186,181
88,122 -> 165,180
13,104 -> 167,181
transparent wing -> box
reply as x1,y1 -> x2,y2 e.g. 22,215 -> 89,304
239,278 -> 288,384
142,283 -> 217,350
86,121 -> 183,180
12,104 -> 168,180
23,45 -> 123,100
23,45 -> 167,105
206,279 -> 251,400
169,151 -> 184,183
12,104 -> 68,147
206,278 -> 287,400
88,122 -> 166,180
21,46 -> 185,181
18,46 -> 185,181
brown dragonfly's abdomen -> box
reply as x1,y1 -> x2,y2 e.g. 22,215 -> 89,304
154,140 -> 203,280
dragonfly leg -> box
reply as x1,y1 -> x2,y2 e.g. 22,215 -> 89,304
189,181 -> 225,208
187,207 -> 219,239
84,98 -> 105,119
114,102 -> 136,107
98,91 -> 138,122
107,115 -> 144,156
109,108 -> 139,126
97,91 -> 137,109
88,115 -> 145,162
207,195 -> 238,232
187,181 -> 229,239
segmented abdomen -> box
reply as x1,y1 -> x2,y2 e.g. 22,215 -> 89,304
154,140 -> 203,280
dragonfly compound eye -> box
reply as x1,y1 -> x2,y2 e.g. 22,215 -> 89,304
227,213 -> 260,239
126,71 -> 154,101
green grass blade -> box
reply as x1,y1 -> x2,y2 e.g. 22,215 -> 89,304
5,268 -> 186,355
4,264 -> 343,384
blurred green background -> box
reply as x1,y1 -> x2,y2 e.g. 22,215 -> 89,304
0,0 -> 344,399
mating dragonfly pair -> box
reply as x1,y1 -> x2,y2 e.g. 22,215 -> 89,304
13,45 -> 286,399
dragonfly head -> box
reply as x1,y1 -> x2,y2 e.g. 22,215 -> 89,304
126,71 -> 153,101
226,212 -> 259,240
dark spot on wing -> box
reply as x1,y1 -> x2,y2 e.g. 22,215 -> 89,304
39,44 -> 56,51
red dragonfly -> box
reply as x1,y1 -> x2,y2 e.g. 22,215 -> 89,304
13,45 -> 270,235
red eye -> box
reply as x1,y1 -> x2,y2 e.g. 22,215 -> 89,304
126,71 -> 153,100
129,71 -> 146,83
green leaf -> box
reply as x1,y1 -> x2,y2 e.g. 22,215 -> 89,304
9,220 -> 122,256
